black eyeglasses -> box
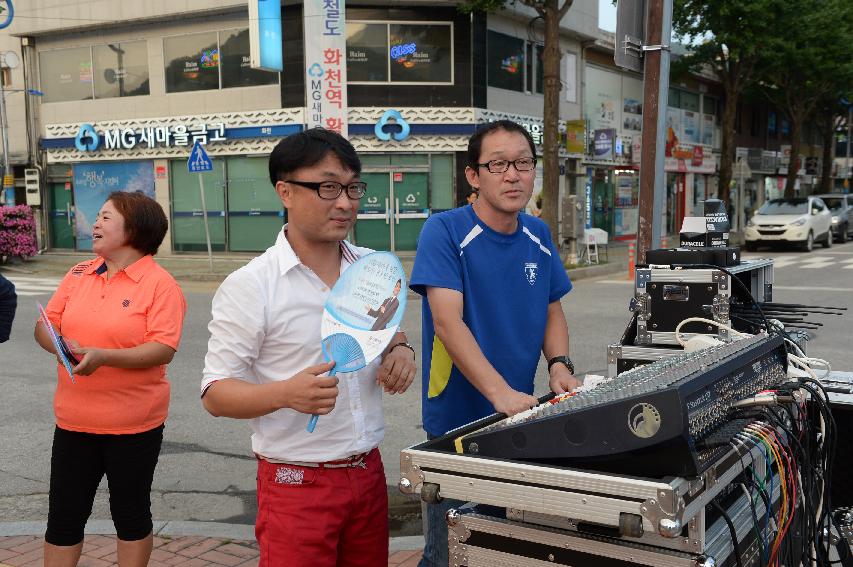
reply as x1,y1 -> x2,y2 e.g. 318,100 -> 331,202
285,180 -> 367,200
476,157 -> 537,174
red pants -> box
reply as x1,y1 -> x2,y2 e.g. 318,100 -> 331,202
256,448 -> 389,567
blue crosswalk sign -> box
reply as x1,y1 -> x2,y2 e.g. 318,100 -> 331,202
187,140 -> 213,173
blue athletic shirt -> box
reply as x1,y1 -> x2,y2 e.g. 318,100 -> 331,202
409,205 -> 572,437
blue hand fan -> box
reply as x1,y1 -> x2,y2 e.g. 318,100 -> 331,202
321,333 -> 367,373
306,333 -> 368,433
306,251 -> 407,433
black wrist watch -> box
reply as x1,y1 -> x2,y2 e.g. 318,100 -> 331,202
547,355 -> 575,374
390,342 -> 416,357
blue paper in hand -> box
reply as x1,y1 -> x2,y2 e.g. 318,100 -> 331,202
37,302 -> 76,383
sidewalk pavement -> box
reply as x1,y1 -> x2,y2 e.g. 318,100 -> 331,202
0,522 -> 424,566
0,240 -> 630,284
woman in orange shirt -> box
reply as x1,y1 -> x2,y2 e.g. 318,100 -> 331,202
35,191 -> 187,567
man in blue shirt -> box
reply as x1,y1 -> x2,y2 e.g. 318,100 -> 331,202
409,120 -> 580,566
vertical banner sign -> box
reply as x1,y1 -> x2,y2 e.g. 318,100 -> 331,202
585,167 -> 594,229
249,0 -> 283,72
304,0 -> 348,137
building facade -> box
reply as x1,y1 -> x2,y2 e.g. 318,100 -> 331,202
7,0 -> 598,254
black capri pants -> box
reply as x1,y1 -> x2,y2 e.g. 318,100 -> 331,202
45,424 -> 164,546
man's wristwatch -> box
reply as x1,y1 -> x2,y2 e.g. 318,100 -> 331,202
547,355 -> 575,374
390,342 -> 416,357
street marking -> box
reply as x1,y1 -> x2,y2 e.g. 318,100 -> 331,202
769,257 -> 800,268
774,285 -> 853,292
4,275 -> 62,296
799,258 -> 835,269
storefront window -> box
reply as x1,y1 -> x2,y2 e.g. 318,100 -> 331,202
680,91 -> 700,112
389,24 -> 452,83
613,171 -> 639,238
164,32 -> 220,93
487,31 -> 524,92
668,88 -> 680,109
347,23 -> 389,82
535,45 -> 545,94
347,22 -> 453,84
39,47 -> 95,103
220,29 -> 278,88
93,41 -> 150,99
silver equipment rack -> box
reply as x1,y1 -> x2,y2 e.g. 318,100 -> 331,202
401,433 -> 770,558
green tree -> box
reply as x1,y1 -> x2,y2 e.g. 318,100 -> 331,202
460,0 -> 575,245
759,0 -> 853,197
756,0 -> 853,197
672,0 -> 782,207
813,97 -> 849,194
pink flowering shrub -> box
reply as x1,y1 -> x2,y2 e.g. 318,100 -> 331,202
0,205 -> 38,258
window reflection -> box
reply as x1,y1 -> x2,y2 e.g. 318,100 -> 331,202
220,29 -> 278,88
487,31 -> 524,92
164,32 -> 220,93
39,47 -> 95,102
93,41 -> 150,99
389,24 -> 451,83
347,23 -> 388,82
347,22 -> 452,84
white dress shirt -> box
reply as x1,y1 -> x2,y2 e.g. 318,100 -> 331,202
202,228 -> 384,462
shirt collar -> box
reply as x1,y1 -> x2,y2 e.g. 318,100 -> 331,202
124,254 -> 155,282
276,225 -> 360,277
84,254 -> 154,282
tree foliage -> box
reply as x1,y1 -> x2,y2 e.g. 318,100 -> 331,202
672,0 -> 784,207
754,0 -> 853,196
461,0 -> 575,245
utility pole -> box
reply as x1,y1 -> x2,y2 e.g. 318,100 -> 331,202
0,50 -> 20,206
636,0 -> 672,262
844,102 -> 853,191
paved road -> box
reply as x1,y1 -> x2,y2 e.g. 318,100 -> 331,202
2,241 -> 851,532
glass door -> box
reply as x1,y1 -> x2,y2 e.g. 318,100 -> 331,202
226,157 -> 284,252
392,171 -> 428,251
170,159 -> 226,252
354,172 -> 392,250
354,170 -> 430,251
48,181 -> 75,249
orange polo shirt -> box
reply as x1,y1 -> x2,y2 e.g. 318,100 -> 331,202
45,255 -> 187,434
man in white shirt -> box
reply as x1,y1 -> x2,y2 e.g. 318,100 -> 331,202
201,128 -> 416,567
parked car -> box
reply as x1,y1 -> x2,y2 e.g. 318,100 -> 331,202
814,193 -> 852,243
744,197 -> 833,252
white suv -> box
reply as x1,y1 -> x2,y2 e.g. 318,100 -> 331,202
744,197 -> 833,252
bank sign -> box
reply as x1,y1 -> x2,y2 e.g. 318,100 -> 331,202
74,122 -> 227,152
62,121 -> 301,152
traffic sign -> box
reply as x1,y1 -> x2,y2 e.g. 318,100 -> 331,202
187,140 -> 213,173
187,139 -> 215,271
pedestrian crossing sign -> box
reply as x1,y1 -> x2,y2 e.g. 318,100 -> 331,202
187,140 -> 213,173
